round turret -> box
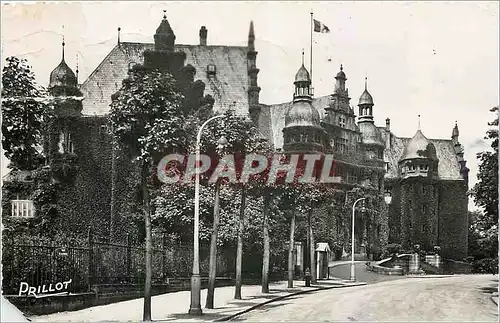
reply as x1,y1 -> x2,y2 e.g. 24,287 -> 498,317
400,130 -> 438,161
359,122 -> 384,147
154,11 -> 176,51
49,60 -> 77,88
284,101 -> 322,129
156,14 -> 174,36
295,64 -> 310,83
335,64 -> 346,80
358,89 -> 373,106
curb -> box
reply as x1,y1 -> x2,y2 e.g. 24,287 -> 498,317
213,282 -> 366,322
406,275 -> 454,278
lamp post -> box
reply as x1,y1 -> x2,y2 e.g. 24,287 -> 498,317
350,198 -> 365,282
189,114 -> 226,316
350,191 -> 392,282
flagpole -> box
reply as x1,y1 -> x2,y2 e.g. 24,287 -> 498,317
310,10 -> 313,89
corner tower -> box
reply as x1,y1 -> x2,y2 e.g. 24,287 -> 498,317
398,117 -> 440,251
357,78 -> 384,160
45,37 -> 83,179
283,55 -> 326,153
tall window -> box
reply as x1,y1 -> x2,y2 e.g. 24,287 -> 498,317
336,138 -> 348,154
60,131 -> 74,154
347,171 -> 358,184
11,200 -> 35,218
66,132 -> 74,153
339,116 -> 346,128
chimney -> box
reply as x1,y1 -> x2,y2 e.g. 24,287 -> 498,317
385,118 -> 390,131
199,26 -> 207,45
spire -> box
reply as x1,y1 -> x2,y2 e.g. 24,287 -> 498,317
76,53 -> 79,83
418,114 -> 421,130
452,121 -> 459,137
61,25 -> 65,62
117,27 -> 121,45
335,64 -> 346,80
301,48 -> 304,66
154,9 -> 176,51
358,77 -> 373,107
248,20 -> 255,52
247,20 -> 260,125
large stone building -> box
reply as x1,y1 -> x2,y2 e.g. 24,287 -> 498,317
4,14 -> 470,260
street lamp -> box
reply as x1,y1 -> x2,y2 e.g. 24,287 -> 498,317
189,114 -> 226,316
350,191 -> 392,282
350,197 -> 365,282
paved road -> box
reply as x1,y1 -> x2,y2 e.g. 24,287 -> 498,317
329,262 -> 404,284
232,275 -> 498,322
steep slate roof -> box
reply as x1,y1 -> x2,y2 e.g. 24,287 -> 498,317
80,42 -> 249,116
380,128 -> 463,181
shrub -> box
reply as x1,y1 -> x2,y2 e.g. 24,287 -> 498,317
383,243 -> 401,259
472,257 -> 498,274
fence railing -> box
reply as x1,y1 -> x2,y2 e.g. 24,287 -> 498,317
2,231 -> 235,295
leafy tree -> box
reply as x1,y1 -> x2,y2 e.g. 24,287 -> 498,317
2,56 -> 47,170
203,110 -> 265,308
472,106 -> 498,224
470,106 -> 498,272
109,64 -> 186,321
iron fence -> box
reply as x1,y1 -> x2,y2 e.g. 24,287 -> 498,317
2,231 -> 235,295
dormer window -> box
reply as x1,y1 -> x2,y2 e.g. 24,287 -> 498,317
128,62 -> 137,71
207,64 -> 216,77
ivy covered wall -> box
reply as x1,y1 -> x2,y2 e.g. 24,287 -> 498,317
438,180 -> 468,260
52,116 -> 114,239
387,175 -> 467,259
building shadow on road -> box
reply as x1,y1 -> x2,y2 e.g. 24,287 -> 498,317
166,311 -> 236,322
228,302 -> 293,321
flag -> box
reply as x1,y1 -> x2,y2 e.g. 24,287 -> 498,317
313,19 -> 330,33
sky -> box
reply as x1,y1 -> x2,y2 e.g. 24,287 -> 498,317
1,1 -> 499,210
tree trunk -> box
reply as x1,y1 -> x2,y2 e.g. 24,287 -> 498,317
261,188 -> 271,293
142,162 -> 152,321
234,186 -> 246,299
308,206 -> 317,284
287,211 -> 296,288
206,179 -> 222,309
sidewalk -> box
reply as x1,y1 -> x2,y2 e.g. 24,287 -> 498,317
31,279 -> 366,322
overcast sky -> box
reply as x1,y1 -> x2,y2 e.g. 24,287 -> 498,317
1,1 -> 499,210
